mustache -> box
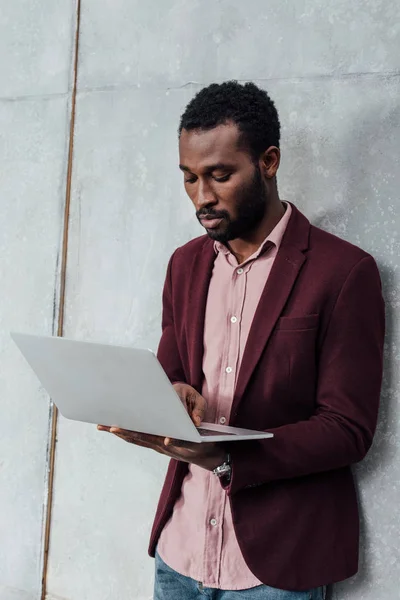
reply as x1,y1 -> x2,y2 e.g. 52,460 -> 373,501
196,209 -> 229,220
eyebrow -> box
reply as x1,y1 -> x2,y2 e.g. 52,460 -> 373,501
179,163 -> 232,173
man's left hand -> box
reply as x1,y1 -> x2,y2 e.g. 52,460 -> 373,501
97,425 -> 227,472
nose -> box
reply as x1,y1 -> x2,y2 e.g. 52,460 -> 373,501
194,179 -> 217,211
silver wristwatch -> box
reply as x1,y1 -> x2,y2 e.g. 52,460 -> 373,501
213,454 -> 231,482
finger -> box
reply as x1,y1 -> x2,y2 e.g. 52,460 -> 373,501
175,388 -> 206,425
110,428 -> 165,446
109,427 -> 138,435
114,433 -> 174,458
191,410 -> 202,427
114,433 -> 153,448
113,433 -> 133,442
192,398 -> 207,426
97,425 -> 111,432
164,437 -> 195,450
112,431 -> 157,448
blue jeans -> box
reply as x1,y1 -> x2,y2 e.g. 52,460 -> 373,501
154,552 -> 326,600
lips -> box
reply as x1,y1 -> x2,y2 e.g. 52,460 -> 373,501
199,217 -> 224,230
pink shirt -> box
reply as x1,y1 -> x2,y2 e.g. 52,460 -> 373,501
158,203 -> 292,589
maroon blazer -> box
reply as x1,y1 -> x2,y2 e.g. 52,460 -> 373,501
149,203 -> 385,591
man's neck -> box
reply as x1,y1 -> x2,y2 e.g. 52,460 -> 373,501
227,199 -> 286,265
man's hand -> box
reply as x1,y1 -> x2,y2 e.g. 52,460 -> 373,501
97,383 -> 227,471
97,426 -> 227,471
172,382 -> 206,426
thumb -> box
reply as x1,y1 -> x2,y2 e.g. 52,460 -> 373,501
192,413 -> 201,427
191,394 -> 206,426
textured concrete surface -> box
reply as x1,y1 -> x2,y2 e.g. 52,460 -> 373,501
0,0 -> 75,98
77,0 -> 400,90
0,96 -> 69,599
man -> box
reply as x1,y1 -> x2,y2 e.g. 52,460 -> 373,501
99,81 -> 385,599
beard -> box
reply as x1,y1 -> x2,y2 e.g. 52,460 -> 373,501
196,166 -> 267,244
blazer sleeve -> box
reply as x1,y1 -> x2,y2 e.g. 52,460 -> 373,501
157,251 -> 187,385
227,255 -> 385,495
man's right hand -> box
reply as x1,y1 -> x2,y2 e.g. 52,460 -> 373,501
173,382 -> 207,427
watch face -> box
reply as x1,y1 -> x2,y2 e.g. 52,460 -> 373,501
214,464 -> 231,477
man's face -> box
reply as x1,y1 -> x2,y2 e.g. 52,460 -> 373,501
179,123 -> 268,243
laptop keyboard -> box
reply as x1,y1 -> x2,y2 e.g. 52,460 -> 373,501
197,427 -> 236,437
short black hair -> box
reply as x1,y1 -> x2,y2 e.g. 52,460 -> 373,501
179,81 -> 280,160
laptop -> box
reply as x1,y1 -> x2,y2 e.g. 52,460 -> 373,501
11,332 -> 273,444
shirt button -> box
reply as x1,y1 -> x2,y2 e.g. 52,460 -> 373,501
230,316 -> 237,323
219,416 -> 226,424
210,518 -> 218,527
225,366 -> 233,374
237,268 -> 244,275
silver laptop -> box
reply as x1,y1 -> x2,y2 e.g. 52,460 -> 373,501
11,332 -> 273,444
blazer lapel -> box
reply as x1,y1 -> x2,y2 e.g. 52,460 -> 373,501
230,204 -> 310,422
186,238 -> 215,391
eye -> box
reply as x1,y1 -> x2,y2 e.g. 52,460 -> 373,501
184,176 -> 197,184
213,174 -> 231,183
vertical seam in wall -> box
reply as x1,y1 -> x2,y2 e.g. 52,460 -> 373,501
41,0 -> 81,598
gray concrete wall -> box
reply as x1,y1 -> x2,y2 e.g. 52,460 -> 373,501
1,1 -> 399,599
0,1 -> 75,598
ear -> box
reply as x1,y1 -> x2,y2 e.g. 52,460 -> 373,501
259,146 -> 280,179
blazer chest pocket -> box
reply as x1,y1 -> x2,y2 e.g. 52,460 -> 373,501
275,314 -> 319,331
